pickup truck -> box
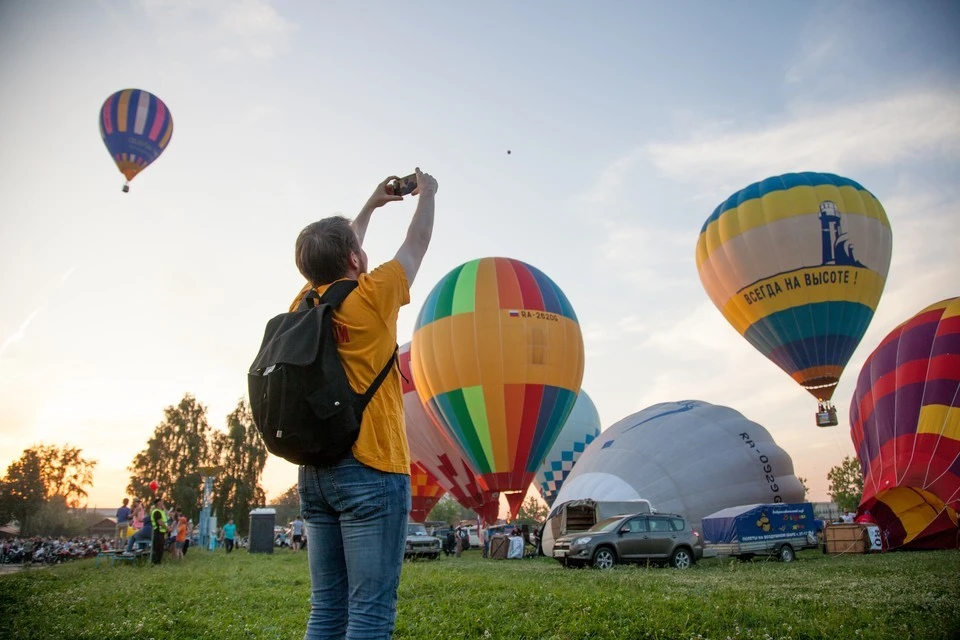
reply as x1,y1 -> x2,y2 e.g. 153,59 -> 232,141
701,503 -> 820,562
405,522 -> 441,560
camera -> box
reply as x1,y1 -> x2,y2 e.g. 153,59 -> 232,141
391,173 -> 417,197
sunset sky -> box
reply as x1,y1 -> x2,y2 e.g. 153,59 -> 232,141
1,0 -> 958,514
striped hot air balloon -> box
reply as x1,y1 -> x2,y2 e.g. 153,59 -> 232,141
534,389 -> 601,507
399,343 -> 500,523
409,462 -> 446,523
851,297 -> 960,550
696,172 -> 892,424
410,257 -> 585,518
99,89 -> 174,192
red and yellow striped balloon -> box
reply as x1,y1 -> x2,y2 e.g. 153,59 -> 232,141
851,297 -> 960,549
409,462 -> 446,523
410,257 -> 584,518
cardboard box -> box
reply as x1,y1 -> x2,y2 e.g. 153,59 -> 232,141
489,535 -> 509,559
824,523 -> 866,554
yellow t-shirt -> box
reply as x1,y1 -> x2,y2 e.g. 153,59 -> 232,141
291,259 -> 411,475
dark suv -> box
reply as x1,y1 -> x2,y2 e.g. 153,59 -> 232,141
552,513 -> 702,569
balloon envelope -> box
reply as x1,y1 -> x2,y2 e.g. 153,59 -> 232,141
399,342 -> 500,523
552,400 -> 805,531
409,462 -> 446,523
851,297 -> 960,549
534,389 -> 601,507
99,89 -> 173,187
410,257 -> 585,517
696,172 -> 892,401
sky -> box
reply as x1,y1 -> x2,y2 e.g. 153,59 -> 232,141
1,0 -> 958,513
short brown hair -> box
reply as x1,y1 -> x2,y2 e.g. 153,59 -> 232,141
295,216 -> 359,286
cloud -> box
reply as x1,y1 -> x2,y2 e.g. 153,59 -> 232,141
142,0 -> 296,61
59,266 -> 76,285
645,90 -> 960,192
0,307 -> 43,358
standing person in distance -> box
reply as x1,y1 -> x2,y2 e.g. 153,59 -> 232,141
294,167 -> 438,640
292,515 -> 305,553
149,496 -> 167,565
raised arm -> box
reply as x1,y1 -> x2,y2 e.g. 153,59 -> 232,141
394,167 -> 438,286
353,175 -> 402,246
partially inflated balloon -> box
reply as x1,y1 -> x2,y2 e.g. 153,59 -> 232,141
697,173 -> 892,403
411,257 -> 585,518
399,343 -> 500,523
851,297 -> 960,549
534,389 -> 601,507
552,401 -> 804,529
409,462 -> 446,523
99,89 -> 173,191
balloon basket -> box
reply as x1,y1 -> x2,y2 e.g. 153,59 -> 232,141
815,402 -> 839,427
122,182 -> 130,193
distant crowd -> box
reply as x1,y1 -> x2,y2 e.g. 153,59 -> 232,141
1,536 -> 110,565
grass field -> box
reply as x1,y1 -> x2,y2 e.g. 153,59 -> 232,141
1,547 -> 958,639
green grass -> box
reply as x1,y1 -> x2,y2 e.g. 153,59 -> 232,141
1,548 -> 958,639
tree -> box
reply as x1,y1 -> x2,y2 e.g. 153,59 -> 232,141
270,483 -> 301,526
427,495 -> 476,526
128,394 -> 215,516
515,496 -> 548,525
211,399 -> 268,534
798,477 -> 810,498
827,456 -> 864,513
0,444 -> 97,536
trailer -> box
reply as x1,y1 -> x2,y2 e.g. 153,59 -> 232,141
702,503 -> 820,562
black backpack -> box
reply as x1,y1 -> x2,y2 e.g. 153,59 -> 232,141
248,280 -> 397,465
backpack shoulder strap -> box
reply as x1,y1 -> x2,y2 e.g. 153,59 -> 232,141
297,279 -> 358,311
356,345 -> 399,411
319,279 -> 359,308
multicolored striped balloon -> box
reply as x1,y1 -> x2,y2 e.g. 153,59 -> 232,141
410,257 -> 585,518
399,342 -> 500,523
409,462 -> 446,523
851,297 -> 960,549
697,172 -> 892,402
535,389 -> 601,507
99,89 -> 174,191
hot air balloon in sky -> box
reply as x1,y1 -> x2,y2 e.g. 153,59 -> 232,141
99,89 -> 173,192
534,389 -> 601,507
851,297 -> 960,549
541,400 -> 805,554
410,257 -> 585,518
696,172 -> 892,426
399,342 -> 500,523
409,462 -> 446,523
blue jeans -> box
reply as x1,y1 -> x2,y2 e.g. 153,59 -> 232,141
298,454 -> 410,640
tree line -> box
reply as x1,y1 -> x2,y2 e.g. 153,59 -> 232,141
0,393 -> 269,537
0,391 -> 866,536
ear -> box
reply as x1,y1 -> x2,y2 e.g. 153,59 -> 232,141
348,251 -> 361,272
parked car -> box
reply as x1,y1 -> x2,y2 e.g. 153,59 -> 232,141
541,498 -> 654,556
552,512 -> 702,569
405,522 -> 441,560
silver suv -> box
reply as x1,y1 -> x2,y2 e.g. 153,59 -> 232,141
404,522 -> 441,560
553,513 -> 703,569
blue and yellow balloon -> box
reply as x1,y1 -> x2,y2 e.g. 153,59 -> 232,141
696,172 -> 892,419
99,89 -> 173,192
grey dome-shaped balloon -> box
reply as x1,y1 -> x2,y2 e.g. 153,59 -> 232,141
543,400 -> 804,553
